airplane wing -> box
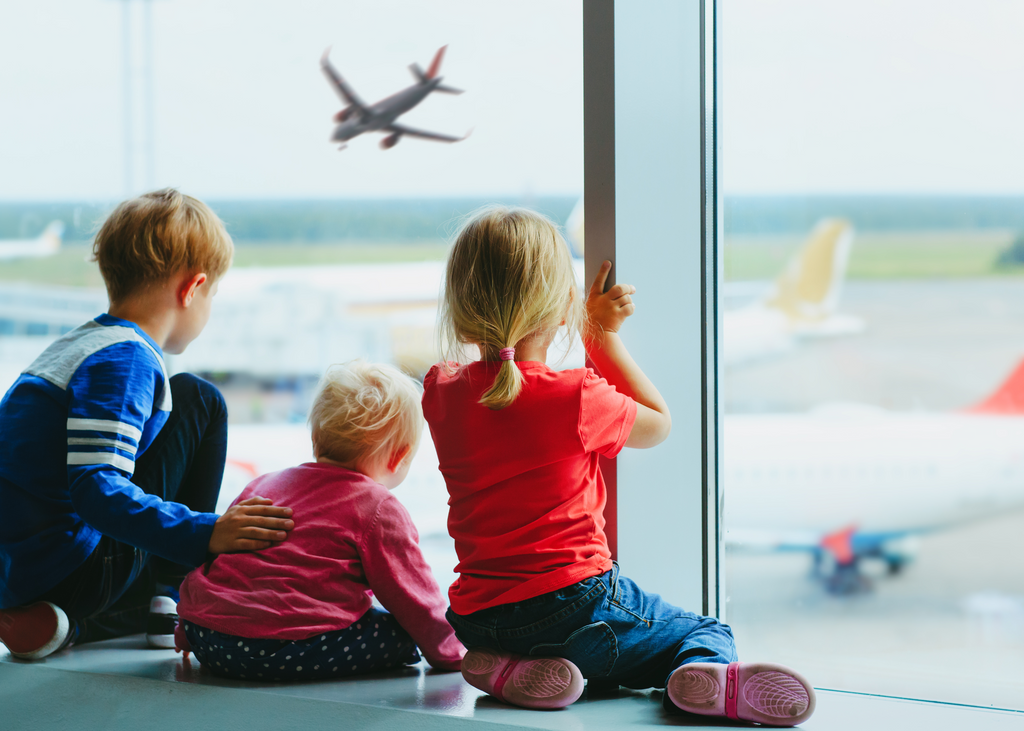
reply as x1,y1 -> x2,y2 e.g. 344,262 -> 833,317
386,123 -> 468,143
320,48 -> 368,111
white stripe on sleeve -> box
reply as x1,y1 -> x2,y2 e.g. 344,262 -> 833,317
66,418 -> 142,442
67,437 -> 139,456
67,451 -> 136,475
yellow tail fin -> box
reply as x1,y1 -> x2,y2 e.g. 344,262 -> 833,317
767,219 -> 854,323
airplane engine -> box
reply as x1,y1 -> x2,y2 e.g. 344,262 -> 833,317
380,133 -> 401,150
333,107 -> 355,123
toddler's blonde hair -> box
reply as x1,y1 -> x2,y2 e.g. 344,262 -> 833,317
309,361 -> 423,466
440,206 -> 582,410
92,188 -> 234,303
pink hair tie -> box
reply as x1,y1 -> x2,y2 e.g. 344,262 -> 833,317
499,347 -> 516,361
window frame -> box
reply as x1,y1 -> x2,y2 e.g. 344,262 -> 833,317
583,0 -> 722,618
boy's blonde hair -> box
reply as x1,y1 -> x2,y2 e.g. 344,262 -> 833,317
309,361 -> 423,466
440,206 -> 582,410
92,188 -> 234,303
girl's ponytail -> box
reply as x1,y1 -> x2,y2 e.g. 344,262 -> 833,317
439,206 -> 583,410
479,350 -> 525,410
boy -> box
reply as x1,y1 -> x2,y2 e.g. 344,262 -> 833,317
0,189 -> 294,660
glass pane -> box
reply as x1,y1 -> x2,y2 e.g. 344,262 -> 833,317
0,0 -> 582,595
722,0 -> 1024,708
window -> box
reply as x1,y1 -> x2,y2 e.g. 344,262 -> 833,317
722,0 -> 1024,709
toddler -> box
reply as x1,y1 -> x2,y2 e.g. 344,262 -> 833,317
422,207 -> 815,725
175,361 -> 465,680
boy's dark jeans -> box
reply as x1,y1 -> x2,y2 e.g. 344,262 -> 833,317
446,562 -> 737,707
34,373 -> 228,645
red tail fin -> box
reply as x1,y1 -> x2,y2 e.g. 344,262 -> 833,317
969,359 -> 1024,414
426,45 -> 447,79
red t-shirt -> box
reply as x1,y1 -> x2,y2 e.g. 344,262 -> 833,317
422,361 -> 637,615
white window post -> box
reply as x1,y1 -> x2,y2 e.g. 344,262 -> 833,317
583,0 -> 722,617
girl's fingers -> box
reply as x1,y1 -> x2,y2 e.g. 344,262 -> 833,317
616,294 -> 633,307
589,260 -> 612,296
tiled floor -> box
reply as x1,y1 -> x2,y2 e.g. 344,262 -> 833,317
2,638 -> 1022,731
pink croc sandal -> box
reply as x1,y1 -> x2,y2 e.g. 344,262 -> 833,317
667,661 -> 816,727
461,647 -> 584,710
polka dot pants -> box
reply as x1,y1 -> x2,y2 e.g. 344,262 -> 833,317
182,607 -> 421,681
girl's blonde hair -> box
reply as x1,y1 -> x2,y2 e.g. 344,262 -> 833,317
308,361 -> 423,466
439,206 -> 582,410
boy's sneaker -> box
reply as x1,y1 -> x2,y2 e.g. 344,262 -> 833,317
667,661 -> 816,727
461,647 -> 584,710
0,602 -> 71,660
146,596 -> 179,649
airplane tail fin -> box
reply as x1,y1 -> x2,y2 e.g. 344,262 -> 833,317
409,63 -> 427,83
968,359 -> 1024,414
766,218 -> 855,324
433,84 -> 463,94
39,221 -> 64,254
426,45 -> 447,79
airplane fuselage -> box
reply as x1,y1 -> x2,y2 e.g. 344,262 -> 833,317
724,410 -> 1024,538
331,79 -> 441,142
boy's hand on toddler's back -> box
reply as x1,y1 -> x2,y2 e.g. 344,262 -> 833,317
586,260 -> 636,337
208,496 -> 294,554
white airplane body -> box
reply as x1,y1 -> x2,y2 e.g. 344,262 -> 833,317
0,222 -> 63,261
726,410 -> 1024,542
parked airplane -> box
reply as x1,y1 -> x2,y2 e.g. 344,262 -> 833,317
725,360 -> 1024,594
321,45 -> 469,150
0,222 -> 64,261
565,200 -> 862,366
723,218 -> 863,366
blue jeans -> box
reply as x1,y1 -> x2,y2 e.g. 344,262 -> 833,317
34,373 -> 228,645
446,563 -> 736,701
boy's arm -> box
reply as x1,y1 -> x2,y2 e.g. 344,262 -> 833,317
66,345 -> 290,565
360,496 -> 465,670
584,260 -> 672,449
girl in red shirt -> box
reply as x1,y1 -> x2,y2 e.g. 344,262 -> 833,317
423,207 -> 815,725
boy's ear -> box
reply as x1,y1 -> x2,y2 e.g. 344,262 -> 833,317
386,443 -> 412,473
178,272 -> 208,307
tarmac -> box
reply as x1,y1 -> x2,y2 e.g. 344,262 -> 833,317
723,278 -> 1024,709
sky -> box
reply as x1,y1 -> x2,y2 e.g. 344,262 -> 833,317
1,0 -> 1022,200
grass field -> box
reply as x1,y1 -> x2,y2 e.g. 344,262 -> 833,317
724,229 -> 1019,280
0,240 -> 453,288
1,230 -> 1021,288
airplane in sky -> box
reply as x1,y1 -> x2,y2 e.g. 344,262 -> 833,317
0,221 -> 64,261
565,200 -> 862,367
321,45 -> 469,150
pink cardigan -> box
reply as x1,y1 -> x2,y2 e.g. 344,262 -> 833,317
177,462 -> 464,670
